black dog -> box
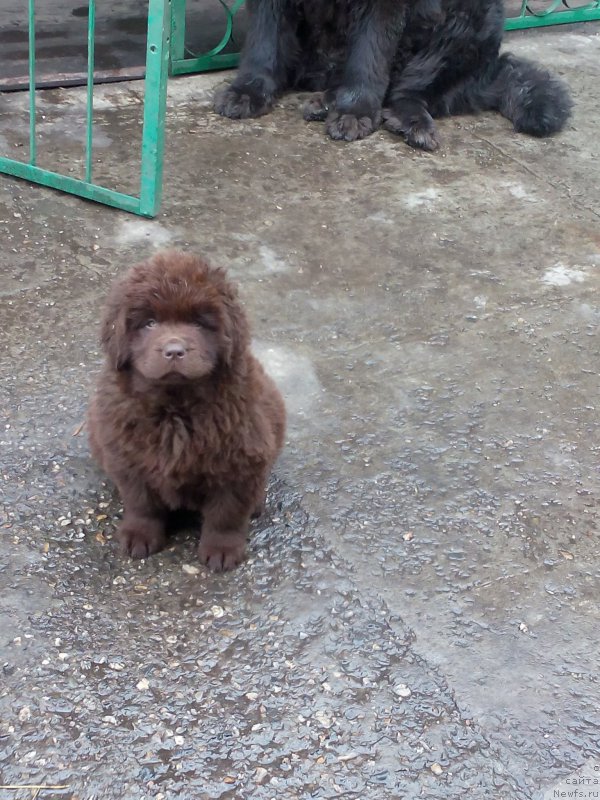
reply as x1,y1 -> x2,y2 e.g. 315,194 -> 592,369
214,0 -> 572,149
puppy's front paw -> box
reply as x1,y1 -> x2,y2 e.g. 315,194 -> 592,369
118,518 -> 166,559
214,84 -> 273,119
198,532 -> 246,572
326,111 -> 380,141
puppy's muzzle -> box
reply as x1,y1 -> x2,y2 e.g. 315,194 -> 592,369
162,339 -> 187,360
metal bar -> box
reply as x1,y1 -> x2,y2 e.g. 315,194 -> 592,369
85,0 -> 96,182
0,0 -> 170,218
505,4 -> 600,29
169,0 -> 245,74
0,157 -> 146,216
170,53 -> 240,75
28,0 -> 36,165
0,67 -> 147,93
139,0 -> 171,217
170,0 -> 187,64
186,0 -> 244,60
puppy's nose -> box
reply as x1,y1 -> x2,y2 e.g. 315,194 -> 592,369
163,340 -> 186,360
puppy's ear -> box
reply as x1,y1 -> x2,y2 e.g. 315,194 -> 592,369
100,286 -> 131,371
217,276 -> 250,369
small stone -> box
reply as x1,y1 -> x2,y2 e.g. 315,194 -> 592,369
430,763 -> 443,776
338,753 -> 358,762
182,564 -> 200,575
18,706 -> 31,722
109,662 -> 124,671
112,576 -> 126,586
174,735 -> 184,746
211,605 -> 225,618
136,678 -> 150,691
519,622 -> 529,633
255,767 -> 268,784
314,710 -> 332,728
245,692 -> 258,701
102,715 -> 117,725
403,531 -> 414,542
393,683 -> 412,698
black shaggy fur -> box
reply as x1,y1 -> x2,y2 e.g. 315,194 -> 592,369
214,0 -> 572,148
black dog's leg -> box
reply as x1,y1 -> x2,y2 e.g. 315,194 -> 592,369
384,9 -> 503,150
214,0 -> 296,119
383,48 -> 447,151
325,1 -> 404,142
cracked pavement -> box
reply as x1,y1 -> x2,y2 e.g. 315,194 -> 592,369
1,24 -> 600,800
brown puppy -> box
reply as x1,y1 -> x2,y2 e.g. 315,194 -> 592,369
87,251 -> 286,571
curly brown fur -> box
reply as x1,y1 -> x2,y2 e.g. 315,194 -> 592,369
87,251 -> 286,572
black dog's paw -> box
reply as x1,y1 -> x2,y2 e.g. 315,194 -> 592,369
303,93 -> 330,122
118,517 -> 166,559
326,111 -> 380,142
383,108 -> 439,151
214,84 -> 273,119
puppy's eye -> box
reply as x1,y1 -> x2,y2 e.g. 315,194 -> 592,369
144,319 -> 157,329
195,313 -> 218,332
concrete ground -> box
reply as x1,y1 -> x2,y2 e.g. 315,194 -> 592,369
1,25 -> 600,800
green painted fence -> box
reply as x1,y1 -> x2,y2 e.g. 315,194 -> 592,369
0,0 -> 598,218
0,0 -> 171,218
169,1 -> 600,72
506,0 -> 600,30
170,0 -> 244,75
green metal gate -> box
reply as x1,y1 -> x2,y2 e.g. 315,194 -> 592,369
0,0 -> 171,218
0,0 -> 598,218
170,0 -> 244,75
506,0 -> 600,30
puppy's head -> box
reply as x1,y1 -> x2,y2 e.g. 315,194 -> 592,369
101,251 -> 249,383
